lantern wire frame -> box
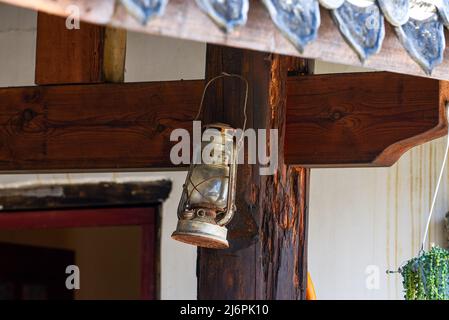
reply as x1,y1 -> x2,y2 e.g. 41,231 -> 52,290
177,72 -> 249,227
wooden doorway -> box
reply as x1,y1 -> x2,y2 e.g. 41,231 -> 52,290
0,180 -> 172,300
0,207 -> 158,300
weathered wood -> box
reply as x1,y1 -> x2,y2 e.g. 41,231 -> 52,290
285,72 -> 449,167
0,180 -> 171,211
0,81 -> 202,172
197,45 -> 310,300
0,74 -> 446,172
4,0 -> 449,81
35,12 -> 105,85
0,73 -> 446,171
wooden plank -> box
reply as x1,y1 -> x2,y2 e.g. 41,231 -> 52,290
4,0 -> 449,81
285,72 -> 448,167
35,12 -> 105,85
0,81 -> 202,172
0,74 -> 446,172
0,180 -> 171,211
0,207 -> 155,229
35,12 -> 127,84
103,27 -> 127,83
197,45 -> 310,300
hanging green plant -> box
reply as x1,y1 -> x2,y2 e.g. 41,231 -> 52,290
400,246 -> 449,300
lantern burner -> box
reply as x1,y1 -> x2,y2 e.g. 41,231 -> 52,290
172,219 -> 229,249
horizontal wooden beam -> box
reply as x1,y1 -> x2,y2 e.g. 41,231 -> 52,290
0,73 -> 446,172
0,81 -> 202,172
2,0 -> 449,80
286,72 -> 448,167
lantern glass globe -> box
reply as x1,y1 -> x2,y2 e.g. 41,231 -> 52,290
187,164 -> 230,209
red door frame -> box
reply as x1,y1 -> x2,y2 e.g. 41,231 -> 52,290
0,207 -> 158,300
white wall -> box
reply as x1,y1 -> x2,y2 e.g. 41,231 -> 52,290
0,4 -> 36,87
125,34 -> 205,300
1,3 -> 449,301
308,67 -> 449,300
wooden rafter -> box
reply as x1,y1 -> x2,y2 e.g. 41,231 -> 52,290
2,0 -> 449,80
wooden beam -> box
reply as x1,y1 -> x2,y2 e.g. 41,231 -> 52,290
285,72 -> 448,167
35,12 -> 105,84
35,12 -> 127,85
197,45 -> 310,300
0,81 -> 202,172
103,26 -> 127,83
0,74 -> 446,172
4,0 -> 449,81
0,180 -> 171,211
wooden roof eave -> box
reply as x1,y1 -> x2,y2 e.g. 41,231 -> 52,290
2,0 -> 449,81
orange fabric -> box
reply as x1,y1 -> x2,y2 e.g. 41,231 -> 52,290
306,272 -> 316,300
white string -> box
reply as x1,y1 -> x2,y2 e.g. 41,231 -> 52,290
419,104 -> 449,254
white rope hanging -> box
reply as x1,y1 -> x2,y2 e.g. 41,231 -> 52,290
387,104 -> 449,275
419,103 -> 449,255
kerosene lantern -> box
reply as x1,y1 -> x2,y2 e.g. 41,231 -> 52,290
172,73 -> 248,249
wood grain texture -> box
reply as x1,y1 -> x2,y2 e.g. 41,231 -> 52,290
0,81 -> 202,172
197,45 -> 310,300
35,12 -> 105,85
285,72 -> 448,167
4,0 -> 449,80
0,75 -> 446,172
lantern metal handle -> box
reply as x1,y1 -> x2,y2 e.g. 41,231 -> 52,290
195,72 -> 249,133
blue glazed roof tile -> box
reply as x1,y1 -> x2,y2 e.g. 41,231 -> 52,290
120,0 -> 449,75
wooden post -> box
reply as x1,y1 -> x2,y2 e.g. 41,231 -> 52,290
197,45 -> 311,300
103,27 -> 127,83
35,12 -> 127,85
